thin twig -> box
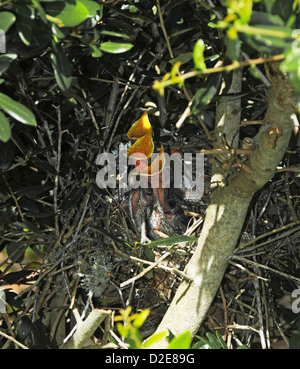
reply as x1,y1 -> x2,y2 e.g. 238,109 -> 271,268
156,0 -> 173,59
0,329 -> 28,349
53,104 -> 62,239
231,255 -> 300,284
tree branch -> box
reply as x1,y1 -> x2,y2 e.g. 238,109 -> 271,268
148,62 -> 295,348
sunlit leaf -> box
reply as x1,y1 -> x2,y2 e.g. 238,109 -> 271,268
99,41 -> 133,54
227,0 -> 253,24
44,0 -> 100,27
0,93 -> 36,126
167,331 -> 191,349
193,39 -> 206,70
0,11 -> 16,32
132,309 -> 150,329
143,331 -> 168,348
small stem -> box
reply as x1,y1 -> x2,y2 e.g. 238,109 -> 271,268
154,54 -> 285,92
156,0 -> 174,59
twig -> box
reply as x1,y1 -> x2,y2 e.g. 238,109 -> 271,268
156,0 -> 173,59
63,308 -> 111,349
228,260 -> 268,281
1,173 -> 24,221
81,87 -> 100,138
129,255 -> 192,281
215,324 -> 260,334
253,274 -> 267,349
0,329 -> 28,349
154,54 -> 285,93
120,252 -> 171,288
120,252 -> 193,288
53,104 -> 62,239
234,220 -> 300,253
231,255 -> 300,284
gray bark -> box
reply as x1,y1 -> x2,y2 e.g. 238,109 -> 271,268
148,63 -> 295,348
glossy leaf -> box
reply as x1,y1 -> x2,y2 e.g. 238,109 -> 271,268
99,41 -> 133,54
51,41 -> 72,91
99,30 -> 130,39
0,53 -> 17,75
191,73 -> 222,115
0,11 -> 16,32
167,331 -> 191,349
45,0 -> 95,27
143,331 -> 167,348
80,0 -> 102,16
0,93 -> 36,126
89,44 -> 103,58
193,39 -> 206,70
0,111 -> 11,142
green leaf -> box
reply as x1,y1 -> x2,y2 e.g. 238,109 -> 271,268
242,25 -> 293,54
167,331 -> 191,349
0,93 -> 36,126
51,40 -> 72,91
169,52 -> 193,66
51,24 -> 71,39
15,4 -> 36,46
193,39 -> 206,70
89,44 -> 103,58
191,73 -> 222,115
132,309 -> 150,329
0,54 -> 18,75
195,331 -> 227,349
280,49 -> 300,93
99,30 -> 130,39
45,0 -> 89,27
45,0 -> 101,27
144,235 -> 197,247
143,332 -> 167,348
99,41 -> 133,54
80,0 -> 102,16
250,11 -> 285,26
227,0 -> 252,24
214,331 -> 228,349
0,111 -> 11,143
0,11 -> 16,32
226,34 -> 241,61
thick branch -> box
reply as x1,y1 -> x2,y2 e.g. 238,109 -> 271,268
148,63 -> 295,348
63,309 -> 111,349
